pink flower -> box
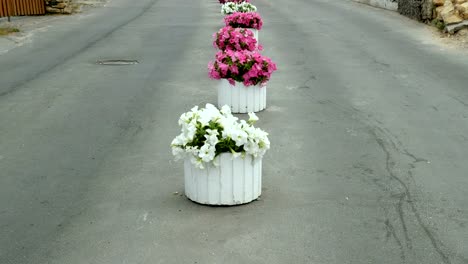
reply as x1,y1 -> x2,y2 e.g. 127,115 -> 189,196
208,50 -> 277,86
219,63 -> 229,75
224,12 -> 263,30
219,0 -> 249,3
213,26 -> 260,52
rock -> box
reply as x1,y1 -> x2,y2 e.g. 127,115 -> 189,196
456,2 -> 468,19
435,5 -> 445,19
45,0 -> 72,14
55,3 -> 67,9
441,0 -> 464,24
446,19 -> 468,33
46,6 -> 62,13
63,6 -> 73,14
433,0 -> 445,6
423,0 -> 435,20
454,0 -> 467,4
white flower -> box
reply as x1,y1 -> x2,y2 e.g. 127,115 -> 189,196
237,2 -> 257,12
212,156 -> 220,167
199,144 -> 216,163
191,156 -> 205,169
230,148 -> 242,159
186,146 -> 200,156
221,2 -> 256,14
220,105 -> 231,116
220,115 -> 239,137
179,106 -> 199,125
244,140 -> 260,157
172,146 -> 185,160
261,137 -> 270,150
233,129 -> 248,147
205,133 -> 219,146
221,2 -> 237,14
172,104 -> 270,169
198,103 -> 221,127
221,122 -> 238,140
206,129 -> 219,136
171,134 -> 185,146
182,123 -> 197,141
198,112 -> 211,127
248,112 -> 259,124
242,124 -> 256,136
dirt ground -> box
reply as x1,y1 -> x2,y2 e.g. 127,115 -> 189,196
0,0 -> 108,54
434,27 -> 468,50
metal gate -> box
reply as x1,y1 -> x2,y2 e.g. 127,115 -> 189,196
0,0 -> 46,18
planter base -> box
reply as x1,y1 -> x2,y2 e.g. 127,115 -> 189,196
218,80 -> 267,113
184,154 -> 262,206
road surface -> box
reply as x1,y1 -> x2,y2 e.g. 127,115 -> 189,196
1,0 -> 467,263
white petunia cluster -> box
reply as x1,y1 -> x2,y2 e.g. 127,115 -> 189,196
237,2 -> 257,13
221,2 -> 237,15
171,104 -> 270,169
221,2 -> 257,15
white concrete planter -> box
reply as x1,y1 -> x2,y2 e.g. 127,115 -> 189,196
184,153 -> 262,205
218,79 -> 266,113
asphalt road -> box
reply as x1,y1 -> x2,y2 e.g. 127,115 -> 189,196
1,0 -> 467,263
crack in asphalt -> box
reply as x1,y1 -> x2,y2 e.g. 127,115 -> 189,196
370,127 -> 451,264
384,217 -> 406,261
260,0 -> 467,259
395,192 -> 412,250
317,99 -> 461,263
450,96 -> 468,108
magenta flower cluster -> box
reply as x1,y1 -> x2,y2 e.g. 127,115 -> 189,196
209,1 -> 276,87
213,26 -> 261,52
224,12 -> 263,30
208,50 -> 277,87
219,0 -> 250,4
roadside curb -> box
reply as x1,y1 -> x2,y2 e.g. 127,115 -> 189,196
351,0 -> 398,11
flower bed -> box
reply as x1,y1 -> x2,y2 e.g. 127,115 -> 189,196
221,2 -> 257,15
219,0 -> 250,4
171,104 -> 270,169
213,26 -> 261,51
224,12 -> 263,30
208,50 -> 277,86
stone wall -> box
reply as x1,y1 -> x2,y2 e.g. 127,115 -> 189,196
398,0 -> 422,20
434,0 -> 468,32
397,0 -> 433,20
434,0 -> 468,23
45,0 -> 73,14
356,0 -> 468,32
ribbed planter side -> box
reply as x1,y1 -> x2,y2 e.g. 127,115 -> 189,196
248,28 -> 258,42
184,153 -> 262,205
218,79 -> 266,113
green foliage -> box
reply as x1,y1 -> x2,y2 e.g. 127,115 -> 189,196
431,19 -> 445,31
0,27 -> 20,35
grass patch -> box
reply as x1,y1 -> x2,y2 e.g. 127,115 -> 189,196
0,27 -> 20,36
431,19 -> 446,31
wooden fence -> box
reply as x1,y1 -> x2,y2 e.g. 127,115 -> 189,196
0,0 -> 46,18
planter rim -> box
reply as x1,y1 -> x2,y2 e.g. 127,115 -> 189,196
218,79 -> 266,87
184,152 -> 260,170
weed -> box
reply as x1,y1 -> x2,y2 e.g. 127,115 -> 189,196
0,27 -> 20,36
431,19 -> 446,31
